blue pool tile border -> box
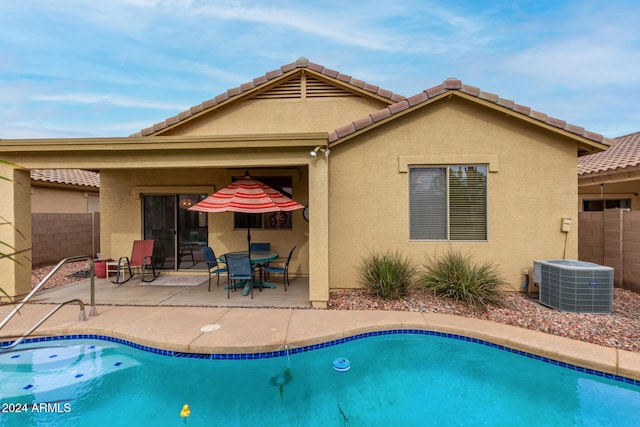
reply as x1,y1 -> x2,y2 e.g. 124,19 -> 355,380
2,330 -> 638,388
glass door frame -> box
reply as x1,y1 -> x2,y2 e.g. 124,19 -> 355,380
143,193 -> 208,271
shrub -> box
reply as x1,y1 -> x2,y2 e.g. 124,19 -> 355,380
420,249 -> 505,310
359,250 -> 416,299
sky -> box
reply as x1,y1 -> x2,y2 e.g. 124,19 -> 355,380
1,0 -> 639,140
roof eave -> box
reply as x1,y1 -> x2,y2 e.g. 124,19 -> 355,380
0,133 -> 329,153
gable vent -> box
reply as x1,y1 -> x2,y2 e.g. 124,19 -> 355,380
254,77 -> 302,99
306,77 -> 356,98
253,75 -> 357,99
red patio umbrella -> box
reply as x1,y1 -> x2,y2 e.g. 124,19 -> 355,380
188,175 -> 304,250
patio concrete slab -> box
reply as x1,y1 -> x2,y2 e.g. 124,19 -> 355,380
617,350 -> 640,380
189,308 -> 293,353
33,275 -> 311,308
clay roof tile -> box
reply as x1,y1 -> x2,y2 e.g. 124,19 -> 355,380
329,77 -> 612,149
31,169 -> 100,188
578,132 -> 640,175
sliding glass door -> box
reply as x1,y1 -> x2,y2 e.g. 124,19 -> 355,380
143,194 -> 208,270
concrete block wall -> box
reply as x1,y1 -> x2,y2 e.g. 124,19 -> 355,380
622,212 -> 640,292
578,211 -> 603,264
579,209 -> 640,292
603,209 -> 624,287
31,213 -> 100,267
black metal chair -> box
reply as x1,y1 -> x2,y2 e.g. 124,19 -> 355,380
201,247 -> 228,291
224,252 -> 256,299
263,246 -> 295,292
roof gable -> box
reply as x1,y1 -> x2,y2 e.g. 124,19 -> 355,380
329,78 -> 613,154
578,131 -> 640,175
135,58 -> 405,137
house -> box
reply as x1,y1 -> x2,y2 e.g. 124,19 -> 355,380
30,169 -> 100,214
29,169 -> 101,266
0,58 -> 611,306
578,131 -> 640,291
578,131 -> 640,212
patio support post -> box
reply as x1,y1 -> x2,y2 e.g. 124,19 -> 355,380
308,155 -> 330,308
0,164 -> 32,301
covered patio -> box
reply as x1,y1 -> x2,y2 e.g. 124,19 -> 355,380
0,133 -> 331,307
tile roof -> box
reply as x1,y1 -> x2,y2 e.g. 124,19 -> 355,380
578,131 -> 640,175
133,59 -> 612,151
134,57 -> 406,137
31,169 -> 100,188
329,78 -> 613,147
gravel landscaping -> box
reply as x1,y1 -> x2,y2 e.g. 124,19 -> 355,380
329,287 -> 640,353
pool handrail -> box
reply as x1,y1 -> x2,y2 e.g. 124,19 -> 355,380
0,255 -> 97,335
1,299 -> 88,350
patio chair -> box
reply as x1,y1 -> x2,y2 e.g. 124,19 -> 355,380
201,247 -> 228,291
249,242 -> 271,279
224,252 -> 256,299
110,240 -> 159,285
249,242 -> 270,252
264,246 -> 295,292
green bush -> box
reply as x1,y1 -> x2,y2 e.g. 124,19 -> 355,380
420,249 -> 505,310
359,250 -> 416,299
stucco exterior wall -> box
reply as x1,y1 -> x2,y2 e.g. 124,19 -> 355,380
328,97 -> 579,291
31,186 -> 99,213
0,165 -> 31,299
100,167 -> 310,276
161,97 -> 387,136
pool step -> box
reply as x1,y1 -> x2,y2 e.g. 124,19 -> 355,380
0,343 -> 140,402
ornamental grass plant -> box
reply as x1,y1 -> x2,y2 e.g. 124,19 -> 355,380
359,250 -> 417,299
420,249 -> 505,310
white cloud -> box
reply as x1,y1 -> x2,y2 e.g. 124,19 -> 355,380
505,37 -> 640,87
30,93 -> 188,111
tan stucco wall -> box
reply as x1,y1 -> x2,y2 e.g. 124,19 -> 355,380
161,97 -> 387,136
328,97 -> 580,291
31,186 -> 98,213
0,165 -> 32,299
100,167 -> 310,276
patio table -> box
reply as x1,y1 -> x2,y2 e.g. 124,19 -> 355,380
220,251 -> 279,296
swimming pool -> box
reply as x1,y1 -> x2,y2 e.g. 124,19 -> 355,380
1,331 -> 639,426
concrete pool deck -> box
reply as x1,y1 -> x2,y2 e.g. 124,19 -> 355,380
1,299 -> 639,382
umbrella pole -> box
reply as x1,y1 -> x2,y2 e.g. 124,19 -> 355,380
247,223 -> 251,253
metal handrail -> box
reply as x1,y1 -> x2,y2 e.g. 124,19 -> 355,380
1,299 -> 87,350
0,255 -> 97,336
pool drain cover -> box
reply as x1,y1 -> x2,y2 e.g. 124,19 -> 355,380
200,324 -> 221,332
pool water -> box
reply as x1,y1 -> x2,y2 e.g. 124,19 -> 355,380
1,333 -> 639,426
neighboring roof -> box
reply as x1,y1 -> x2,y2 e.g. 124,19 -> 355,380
134,57 -> 406,137
329,78 -> 613,151
31,169 -> 100,188
578,131 -> 640,175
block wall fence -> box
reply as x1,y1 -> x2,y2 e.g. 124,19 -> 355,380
579,209 -> 640,293
31,213 -> 100,267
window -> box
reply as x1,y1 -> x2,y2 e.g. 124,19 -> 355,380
410,165 -> 487,240
583,199 -> 631,212
233,176 -> 294,230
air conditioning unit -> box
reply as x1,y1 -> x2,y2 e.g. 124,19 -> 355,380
533,260 -> 613,314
